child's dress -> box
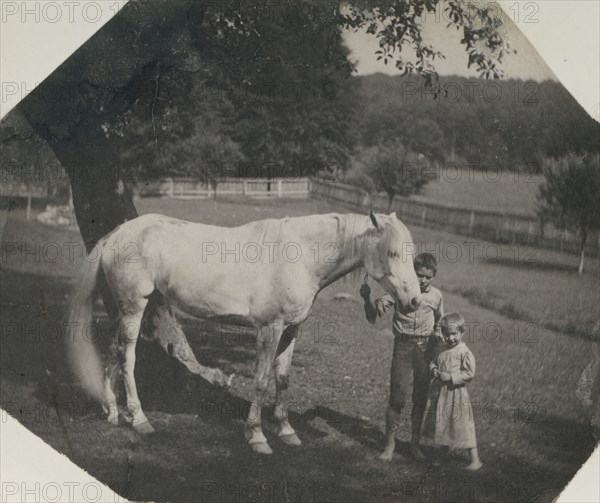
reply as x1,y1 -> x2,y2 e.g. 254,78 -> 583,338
421,342 -> 477,449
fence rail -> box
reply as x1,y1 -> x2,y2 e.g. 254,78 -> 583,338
138,177 -> 311,199
310,180 -> 599,257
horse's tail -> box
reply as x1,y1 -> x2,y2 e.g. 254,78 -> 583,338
66,257 -> 105,403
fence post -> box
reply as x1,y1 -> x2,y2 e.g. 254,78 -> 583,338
506,219 -> 513,243
26,190 -> 32,221
421,207 -> 427,226
361,192 -> 369,210
468,211 -> 475,236
167,177 -> 174,198
277,179 -> 282,198
242,180 -> 247,196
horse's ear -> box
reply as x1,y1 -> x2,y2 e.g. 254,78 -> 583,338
369,210 -> 381,229
389,212 -> 398,220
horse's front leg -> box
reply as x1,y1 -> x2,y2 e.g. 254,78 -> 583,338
274,325 -> 301,446
245,323 -> 282,454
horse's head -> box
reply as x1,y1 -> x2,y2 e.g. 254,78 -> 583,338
364,210 -> 421,312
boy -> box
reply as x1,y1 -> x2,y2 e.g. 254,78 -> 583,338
360,252 -> 443,461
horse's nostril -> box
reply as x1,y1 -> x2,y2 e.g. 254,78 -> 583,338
411,296 -> 421,309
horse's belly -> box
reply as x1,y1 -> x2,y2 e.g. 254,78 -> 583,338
164,281 -> 252,322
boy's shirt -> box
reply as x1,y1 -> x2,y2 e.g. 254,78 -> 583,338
375,286 -> 444,338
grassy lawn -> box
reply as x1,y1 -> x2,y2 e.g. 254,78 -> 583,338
416,168 -> 541,215
1,196 -> 597,502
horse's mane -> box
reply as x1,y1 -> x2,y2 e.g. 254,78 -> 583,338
336,213 -> 410,285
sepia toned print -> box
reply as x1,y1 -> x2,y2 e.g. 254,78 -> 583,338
1,1 -> 599,502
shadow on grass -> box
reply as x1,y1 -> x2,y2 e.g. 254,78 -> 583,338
485,255 -> 580,274
0,265 -> 325,436
447,284 -> 596,341
310,406 -> 383,451
315,405 -> 596,503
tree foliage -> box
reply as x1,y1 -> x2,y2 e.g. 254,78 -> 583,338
352,142 -> 431,210
341,0 -> 513,84
355,74 -> 600,172
537,153 -> 600,273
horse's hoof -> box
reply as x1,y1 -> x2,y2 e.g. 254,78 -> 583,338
250,442 -> 273,455
214,370 -> 234,389
107,414 -> 119,426
279,433 -> 302,446
134,421 -> 155,435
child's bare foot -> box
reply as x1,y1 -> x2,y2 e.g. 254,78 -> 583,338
378,447 -> 395,461
466,460 -> 482,471
410,444 -> 426,460
466,448 -> 482,470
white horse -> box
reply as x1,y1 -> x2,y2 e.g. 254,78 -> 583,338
68,210 -> 421,454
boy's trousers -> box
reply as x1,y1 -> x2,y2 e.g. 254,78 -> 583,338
387,334 -> 435,441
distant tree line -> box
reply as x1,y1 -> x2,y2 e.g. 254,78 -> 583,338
352,74 -> 600,173
118,71 -> 599,186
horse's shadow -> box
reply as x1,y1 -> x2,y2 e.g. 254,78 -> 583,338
133,339 -> 331,442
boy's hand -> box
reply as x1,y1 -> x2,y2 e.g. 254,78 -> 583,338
359,284 -> 371,299
438,371 -> 452,382
432,368 -> 440,378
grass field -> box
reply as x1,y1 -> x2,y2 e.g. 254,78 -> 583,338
1,196 -> 598,503
417,168 -> 541,215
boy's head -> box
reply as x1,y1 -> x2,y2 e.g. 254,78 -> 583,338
414,253 -> 437,293
440,313 -> 465,346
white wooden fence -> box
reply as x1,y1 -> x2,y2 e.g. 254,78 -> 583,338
138,177 -> 311,199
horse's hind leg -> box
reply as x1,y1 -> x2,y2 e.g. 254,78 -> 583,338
103,340 -> 119,425
117,297 -> 154,434
274,325 -> 301,446
245,323 -> 282,454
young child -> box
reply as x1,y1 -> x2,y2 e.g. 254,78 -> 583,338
360,252 -> 443,461
422,312 -> 482,471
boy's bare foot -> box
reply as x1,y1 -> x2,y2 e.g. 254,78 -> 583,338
410,444 -> 426,460
466,460 -> 482,471
378,448 -> 395,461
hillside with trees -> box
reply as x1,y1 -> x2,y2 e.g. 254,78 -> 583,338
352,73 -> 600,172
